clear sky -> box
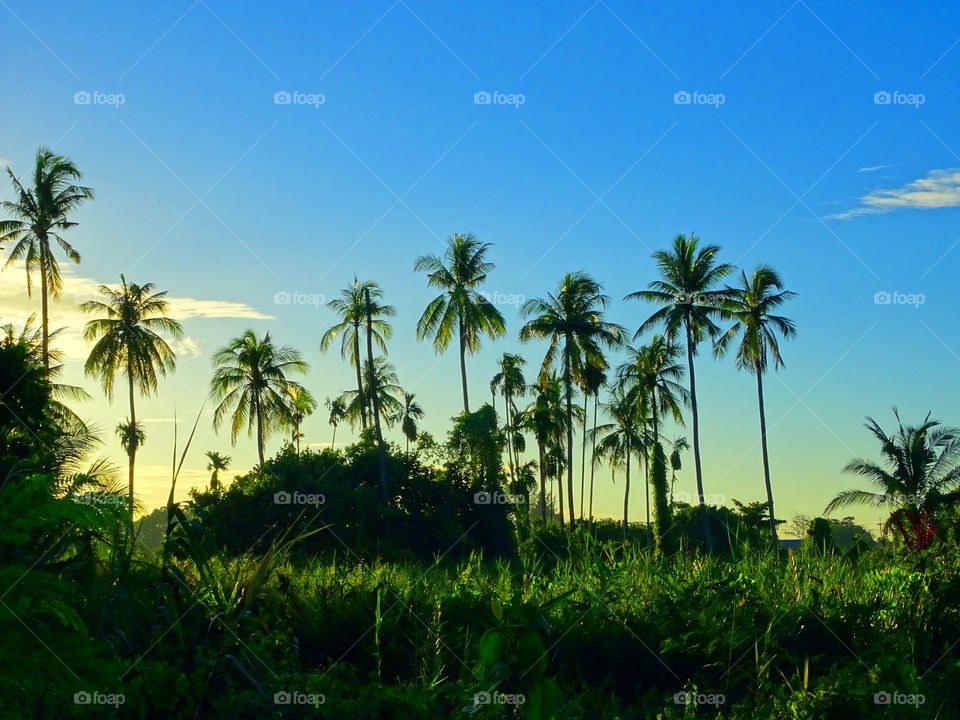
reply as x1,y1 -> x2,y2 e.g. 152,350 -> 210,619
2,1 -> 959,535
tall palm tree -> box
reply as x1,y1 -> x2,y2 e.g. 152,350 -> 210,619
584,365 -> 607,530
593,386 -> 646,538
520,272 -> 624,530
619,336 -> 688,550
715,266 -> 796,543
82,276 -> 183,521
626,233 -> 733,550
324,396 -> 347,448
414,233 -> 506,412
337,358 -> 404,430
522,375 -> 567,528
395,392 -> 424,451
321,278 -> 394,430
1,147 -> 94,374
286,385 -> 317,454
491,352 -> 527,485
826,410 -> 960,550
205,451 -> 231,491
579,361 -> 607,522
210,330 -> 308,467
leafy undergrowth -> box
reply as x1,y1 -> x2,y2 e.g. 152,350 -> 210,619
16,536 -> 958,719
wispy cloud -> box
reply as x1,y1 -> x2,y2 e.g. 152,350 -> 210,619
829,168 -> 960,219
857,164 -> 891,173
0,264 -> 272,360
165,297 -> 273,321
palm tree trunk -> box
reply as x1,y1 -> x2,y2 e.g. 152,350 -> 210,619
353,327 -> 367,430
685,319 -> 712,553
643,450 -> 650,544
589,395 -> 598,530
538,441 -> 547,528
366,288 -> 389,503
623,445 -> 631,539
580,391 -> 588,521
127,359 -> 136,524
505,396 -> 515,487
756,367 -> 778,545
39,247 -> 50,376
256,398 -> 266,467
332,424 -> 337,448
563,342 -> 575,531
555,435 -> 566,531
459,316 -> 469,413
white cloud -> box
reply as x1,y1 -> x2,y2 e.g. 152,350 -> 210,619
171,336 -> 202,358
165,297 -> 273,321
0,264 -> 272,360
857,164 -> 891,173
829,168 -> 960,219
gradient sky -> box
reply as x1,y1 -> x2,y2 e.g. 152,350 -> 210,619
2,1 -> 959,535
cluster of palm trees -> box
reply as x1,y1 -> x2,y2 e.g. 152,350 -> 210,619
1,148 -> 800,543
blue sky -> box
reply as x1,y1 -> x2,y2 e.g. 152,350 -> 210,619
2,1 -> 960,534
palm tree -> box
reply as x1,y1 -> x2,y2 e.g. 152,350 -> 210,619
82,276 -> 183,521
1,147 -> 94,374
522,375 -> 567,528
584,365 -> 607,530
321,278 -> 394,430
593,386 -> 646,538
363,286 -> 390,502
520,272 -> 624,530
715,266 -> 797,543
205,451 -> 231,491
286,384 -> 317,453
324,396 -> 347,448
619,336 -> 688,550
395,392 -> 424,451
668,435 -> 690,510
491,353 -> 527,485
337,358 -> 404,430
826,410 -> 960,550
414,233 -> 506,412
4,313 -> 92,437
579,361 -> 607,523
627,233 -> 733,550
210,330 -> 309,467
